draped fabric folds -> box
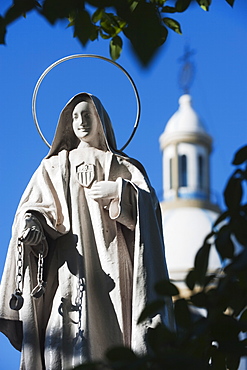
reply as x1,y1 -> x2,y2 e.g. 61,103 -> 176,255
0,93 -> 174,369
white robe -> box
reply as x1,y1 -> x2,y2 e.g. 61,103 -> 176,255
0,95 -> 174,370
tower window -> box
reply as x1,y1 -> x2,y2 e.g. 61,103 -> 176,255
179,154 -> 187,187
169,157 -> 173,189
198,155 -> 204,189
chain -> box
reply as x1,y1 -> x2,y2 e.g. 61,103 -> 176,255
16,239 -> 24,294
75,277 -> 85,331
31,244 -> 46,298
37,251 -> 44,286
9,239 -> 24,310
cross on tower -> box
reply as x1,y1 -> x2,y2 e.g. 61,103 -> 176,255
178,45 -> 196,94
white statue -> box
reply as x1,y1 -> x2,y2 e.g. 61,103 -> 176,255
0,93 -> 173,369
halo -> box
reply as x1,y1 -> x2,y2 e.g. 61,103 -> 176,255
32,54 -> 141,151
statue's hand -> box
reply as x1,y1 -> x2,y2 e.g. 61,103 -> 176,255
88,181 -> 119,200
20,213 -> 45,246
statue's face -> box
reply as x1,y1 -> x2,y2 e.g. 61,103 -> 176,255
72,101 -> 99,143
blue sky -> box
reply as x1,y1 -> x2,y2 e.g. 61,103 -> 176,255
0,0 -> 247,367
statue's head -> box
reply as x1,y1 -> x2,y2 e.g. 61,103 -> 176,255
47,93 -> 117,157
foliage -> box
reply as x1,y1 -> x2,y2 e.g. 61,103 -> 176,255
0,0 -> 235,65
73,144 -> 247,369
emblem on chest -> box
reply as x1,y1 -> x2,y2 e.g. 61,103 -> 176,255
76,162 -> 95,187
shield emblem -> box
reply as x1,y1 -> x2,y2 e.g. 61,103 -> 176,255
76,162 -> 95,187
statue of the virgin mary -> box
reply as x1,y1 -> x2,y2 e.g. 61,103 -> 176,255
0,93 -> 173,369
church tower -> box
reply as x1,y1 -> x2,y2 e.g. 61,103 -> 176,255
160,49 -> 221,294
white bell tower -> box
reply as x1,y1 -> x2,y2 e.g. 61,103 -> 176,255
160,49 -> 221,294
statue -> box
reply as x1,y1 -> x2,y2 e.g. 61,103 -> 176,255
0,93 -> 173,369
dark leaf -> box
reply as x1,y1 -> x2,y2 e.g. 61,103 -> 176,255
215,225 -> 234,260
114,0 -> 133,21
224,175 -> 243,211
226,280 -> 247,316
211,314 -> 240,342
0,16 -> 6,44
162,6 -> 177,13
151,0 -> 166,6
225,248 -> 247,275
106,346 -> 137,362
123,2 -> 167,65
239,309 -> 247,332
5,0 -> 39,25
100,18 -> 116,35
99,30 -> 111,39
206,287 -> 228,312
42,0 -> 79,24
74,10 -> 94,46
186,269 -> 196,291
89,25 -> 99,41
159,25 -> 168,45
67,20 -> 74,28
116,18 -> 126,30
110,35 -> 122,61
175,0 -> 192,12
232,145 -> 247,165
225,0 -> 235,7
86,0 -> 115,7
137,299 -> 165,324
194,242 -> 211,286
104,12 -> 122,28
99,11 -> 126,38
67,11 -> 76,28
147,323 -> 176,351
91,8 -> 104,23
155,279 -> 179,296
196,0 -> 211,11
238,270 -> 247,290
163,17 -> 182,34
226,354 -> 240,370
213,211 -> 230,228
174,298 -> 191,329
190,291 -> 208,308
203,230 -> 215,243
231,215 -> 247,247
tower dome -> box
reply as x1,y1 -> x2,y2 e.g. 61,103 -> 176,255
164,94 -> 210,137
